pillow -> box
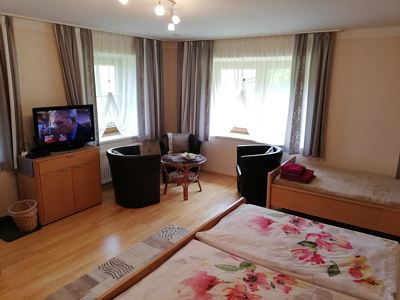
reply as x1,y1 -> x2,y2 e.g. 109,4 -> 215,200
140,140 -> 161,155
167,132 -> 190,153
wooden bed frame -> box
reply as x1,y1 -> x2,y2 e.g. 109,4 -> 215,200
96,198 -> 246,300
267,157 -> 400,237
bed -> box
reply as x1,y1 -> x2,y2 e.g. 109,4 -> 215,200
267,156 -> 400,236
96,199 -> 399,300
196,203 -> 399,300
117,239 -> 358,299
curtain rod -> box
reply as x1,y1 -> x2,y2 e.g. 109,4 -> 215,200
0,11 -> 342,43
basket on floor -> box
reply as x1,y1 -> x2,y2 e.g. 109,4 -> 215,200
8,199 -> 38,232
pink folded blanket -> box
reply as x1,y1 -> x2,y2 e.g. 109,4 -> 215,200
280,162 -> 306,176
280,168 -> 315,183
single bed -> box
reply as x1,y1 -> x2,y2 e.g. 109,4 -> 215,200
267,156 -> 400,236
96,199 -> 399,300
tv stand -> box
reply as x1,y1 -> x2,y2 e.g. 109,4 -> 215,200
18,146 -> 102,225
49,142 -> 85,152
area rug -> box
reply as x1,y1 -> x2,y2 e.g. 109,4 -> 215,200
0,216 -> 41,242
46,224 -> 189,300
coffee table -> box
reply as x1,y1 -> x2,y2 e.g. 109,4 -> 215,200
161,153 -> 207,200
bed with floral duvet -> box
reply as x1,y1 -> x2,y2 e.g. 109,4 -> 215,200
117,239 -> 358,300
195,204 -> 399,300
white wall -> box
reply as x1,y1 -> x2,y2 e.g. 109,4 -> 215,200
323,26 -> 400,176
162,42 -> 178,132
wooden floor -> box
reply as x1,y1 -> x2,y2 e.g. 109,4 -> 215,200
0,171 -> 239,300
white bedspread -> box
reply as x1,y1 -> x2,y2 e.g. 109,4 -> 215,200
118,240 -> 358,300
196,204 -> 399,300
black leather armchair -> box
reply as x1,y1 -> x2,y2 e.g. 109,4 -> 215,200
236,144 -> 283,207
107,144 -> 161,208
159,133 -> 202,155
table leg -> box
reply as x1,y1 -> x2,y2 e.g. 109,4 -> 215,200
183,182 -> 189,200
182,166 -> 190,200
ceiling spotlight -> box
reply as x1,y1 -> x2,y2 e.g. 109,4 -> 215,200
155,2 -> 165,16
118,0 -> 128,5
168,23 -> 175,31
171,14 -> 180,25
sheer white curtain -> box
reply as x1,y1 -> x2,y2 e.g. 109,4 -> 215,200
210,35 -> 294,145
93,31 -> 137,138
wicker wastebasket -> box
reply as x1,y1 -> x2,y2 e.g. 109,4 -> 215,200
8,199 -> 38,232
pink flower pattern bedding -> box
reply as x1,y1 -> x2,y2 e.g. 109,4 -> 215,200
117,240 -> 357,300
196,204 -> 399,300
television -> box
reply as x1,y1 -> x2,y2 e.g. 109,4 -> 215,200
33,104 -> 96,151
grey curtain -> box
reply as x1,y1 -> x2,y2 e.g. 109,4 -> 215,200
54,24 -> 83,105
0,16 -> 24,169
80,28 -> 99,145
0,20 -> 12,170
136,37 -> 164,140
177,40 -> 213,141
303,32 -> 334,157
285,34 -> 308,154
396,152 -> 400,179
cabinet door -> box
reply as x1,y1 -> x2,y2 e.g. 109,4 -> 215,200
40,168 -> 75,224
73,160 -> 102,212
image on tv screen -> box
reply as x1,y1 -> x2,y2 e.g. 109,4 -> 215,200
36,108 -> 94,144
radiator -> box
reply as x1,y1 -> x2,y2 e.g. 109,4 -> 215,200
100,149 -> 112,184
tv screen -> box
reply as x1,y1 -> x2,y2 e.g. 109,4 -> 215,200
33,105 -> 95,150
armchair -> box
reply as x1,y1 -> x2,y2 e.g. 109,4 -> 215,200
236,144 -> 282,207
159,133 -> 202,155
107,144 -> 161,208
159,133 -> 202,183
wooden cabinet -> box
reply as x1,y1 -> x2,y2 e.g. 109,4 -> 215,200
18,147 -> 102,225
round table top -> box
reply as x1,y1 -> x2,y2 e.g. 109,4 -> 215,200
161,153 -> 207,166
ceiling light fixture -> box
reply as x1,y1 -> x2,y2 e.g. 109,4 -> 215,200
155,0 -> 181,31
118,0 -> 128,5
155,1 -> 165,16
171,14 -> 180,25
167,23 -> 175,31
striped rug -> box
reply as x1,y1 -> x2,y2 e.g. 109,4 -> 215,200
46,224 -> 189,300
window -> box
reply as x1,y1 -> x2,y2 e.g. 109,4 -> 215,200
93,31 -> 138,139
210,36 -> 294,145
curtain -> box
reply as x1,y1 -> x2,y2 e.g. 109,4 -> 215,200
303,32 -> 334,157
80,28 -> 99,145
136,37 -> 164,140
54,24 -> 83,105
0,19 -> 12,170
177,40 -> 213,141
284,34 -> 309,154
0,16 -> 24,169
93,31 -> 138,138
210,35 -> 294,145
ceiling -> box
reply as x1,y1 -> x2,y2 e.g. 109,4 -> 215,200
1,0 -> 400,41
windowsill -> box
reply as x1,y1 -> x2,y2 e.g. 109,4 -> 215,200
100,133 -> 137,144
210,133 -> 258,143
210,134 -> 284,148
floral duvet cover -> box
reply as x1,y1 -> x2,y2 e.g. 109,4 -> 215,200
196,204 -> 399,300
117,240 -> 357,300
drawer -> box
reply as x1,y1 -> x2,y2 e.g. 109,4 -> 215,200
38,150 -> 99,174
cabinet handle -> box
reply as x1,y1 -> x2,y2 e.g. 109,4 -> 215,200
61,168 -> 71,172
74,164 -> 84,168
